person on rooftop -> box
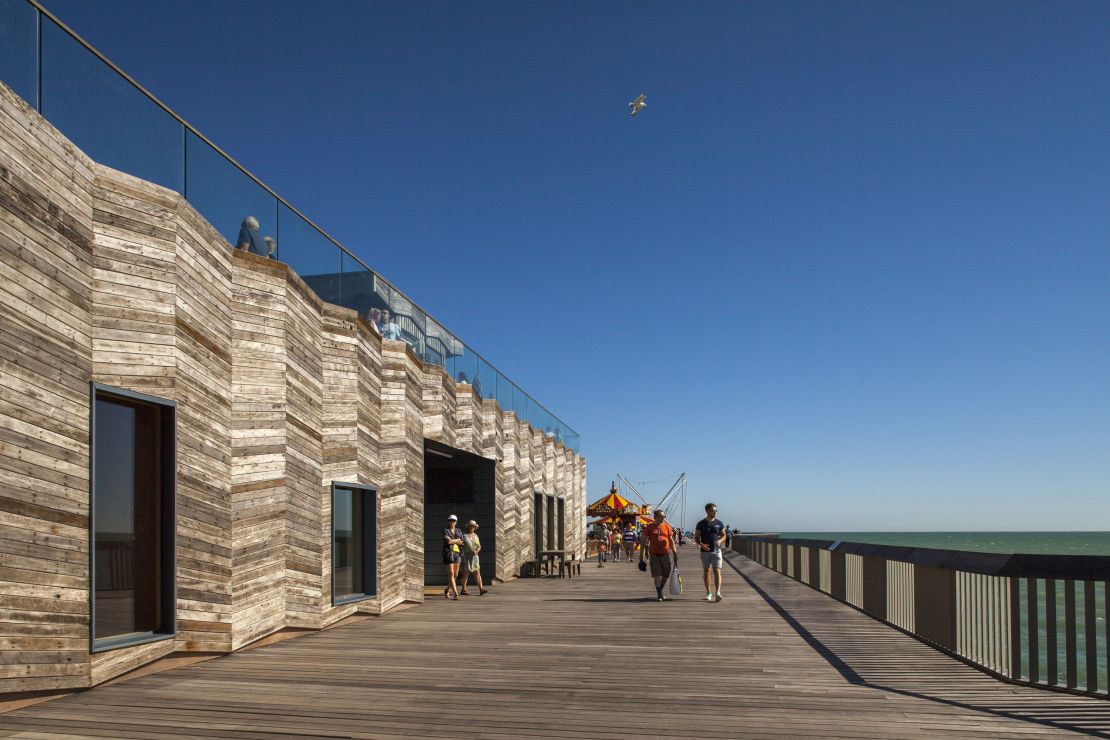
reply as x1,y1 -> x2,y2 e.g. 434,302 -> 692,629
367,308 -> 382,334
380,309 -> 402,341
263,236 -> 277,259
639,509 -> 678,601
236,216 -> 267,255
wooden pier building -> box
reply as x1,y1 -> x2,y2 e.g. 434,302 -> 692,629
0,6 -> 585,697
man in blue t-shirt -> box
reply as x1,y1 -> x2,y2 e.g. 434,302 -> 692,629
694,503 -> 727,602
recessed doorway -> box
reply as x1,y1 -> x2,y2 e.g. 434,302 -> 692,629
424,440 -> 496,586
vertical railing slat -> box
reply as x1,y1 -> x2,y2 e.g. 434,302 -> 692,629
1065,579 -> 1077,689
1027,578 -> 1039,683
1010,577 -> 1021,680
1084,580 -> 1096,692
1046,578 -> 1058,686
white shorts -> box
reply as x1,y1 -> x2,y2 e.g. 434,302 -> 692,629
700,550 -> 723,569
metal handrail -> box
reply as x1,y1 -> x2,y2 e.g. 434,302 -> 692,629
21,0 -> 579,447
734,535 -> 1110,700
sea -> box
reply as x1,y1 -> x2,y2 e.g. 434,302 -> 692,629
777,531 -> 1110,556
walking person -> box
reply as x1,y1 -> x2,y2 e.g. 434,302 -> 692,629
639,509 -> 679,601
622,524 -> 636,562
695,503 -> 727,602
442,514 -> 463,599
459,520 -> 488,595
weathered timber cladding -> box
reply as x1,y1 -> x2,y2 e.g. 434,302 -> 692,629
0,81 -> 585,694
0,82 -> 94,694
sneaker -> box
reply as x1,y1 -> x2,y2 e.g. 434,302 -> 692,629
715,592 -> 724,602
704,593 -> 714,602
659,595 -> 670,601
657,595 -> 664,602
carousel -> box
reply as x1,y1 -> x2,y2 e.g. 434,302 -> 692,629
587,483 -> 651,532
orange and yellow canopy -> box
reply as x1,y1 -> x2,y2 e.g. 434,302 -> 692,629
586,491 -> 632,518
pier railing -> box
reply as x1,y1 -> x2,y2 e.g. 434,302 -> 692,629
0,0 -> 579,452
734,536 -> 1110,699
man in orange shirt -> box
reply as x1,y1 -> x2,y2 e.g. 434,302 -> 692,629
639,509 -> 679,601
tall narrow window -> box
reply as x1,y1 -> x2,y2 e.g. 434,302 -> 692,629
91,385 -> 175,652
332,483 -> 376,604
533,491 -> 544,556
546,495 -> 556,552
557,497 -> 566,550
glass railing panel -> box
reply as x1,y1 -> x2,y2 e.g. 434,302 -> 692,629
0,0 -> 38,109
454,346 -> 478,394
424,315 -> 457,373
495,370 -> 514,415
275,202 -> 340,302
185,129 -> 277,257
338,250 -> 377,319
514,385 -> 529,426
41,18 -> 183,192
404,304 -> 427,358
474,356 -> 495,405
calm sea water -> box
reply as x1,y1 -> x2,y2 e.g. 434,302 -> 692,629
777,531 -> 1110,556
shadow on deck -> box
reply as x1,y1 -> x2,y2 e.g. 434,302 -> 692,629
727,552 -> 1110,738
0,546 -> 1108,738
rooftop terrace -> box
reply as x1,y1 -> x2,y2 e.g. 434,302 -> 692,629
0,0 -> 579,451
3,547 -> 1108,737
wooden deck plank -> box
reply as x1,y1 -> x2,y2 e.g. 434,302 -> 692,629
1,547 -> 1109,738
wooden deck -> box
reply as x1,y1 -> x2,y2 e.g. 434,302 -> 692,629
2,546 -> 1109,739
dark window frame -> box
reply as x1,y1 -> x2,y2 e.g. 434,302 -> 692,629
89,383 -> 177,654
330,482 -> 378,605
557,496 -> 566,550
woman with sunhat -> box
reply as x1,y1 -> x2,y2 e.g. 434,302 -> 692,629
459,520 -> 488,595
443,514 -> 463,599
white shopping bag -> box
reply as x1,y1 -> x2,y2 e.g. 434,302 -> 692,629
669,563 -> 682,595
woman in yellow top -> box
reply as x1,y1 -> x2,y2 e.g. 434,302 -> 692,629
459,520 -> 488,596
443,514 -> 464,599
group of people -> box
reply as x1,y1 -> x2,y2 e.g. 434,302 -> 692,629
441,514 -> 487,600
439,503 -> 731,604
593,522 -> 636,564
592,503 -> 730,603
365,307 -> 403,340
236,216 -> 277,259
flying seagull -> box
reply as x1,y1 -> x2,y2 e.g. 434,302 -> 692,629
628,94 -> 647,117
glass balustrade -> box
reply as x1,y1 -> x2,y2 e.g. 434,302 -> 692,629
2,0 -> 579,453
187,130 -> 277,256
41,18 -> 184,192
0,0 -> 37,108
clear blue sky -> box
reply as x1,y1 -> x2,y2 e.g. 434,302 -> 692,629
42,0 -> 1110,531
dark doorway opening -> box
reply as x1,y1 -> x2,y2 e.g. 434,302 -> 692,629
424,440 -> 496,586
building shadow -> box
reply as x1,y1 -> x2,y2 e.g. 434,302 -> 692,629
726,554 -> 1110,738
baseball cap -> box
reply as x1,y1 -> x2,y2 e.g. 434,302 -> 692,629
447,514 -> 458,521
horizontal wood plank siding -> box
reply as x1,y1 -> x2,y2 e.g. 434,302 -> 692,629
0,80 -> 585,694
